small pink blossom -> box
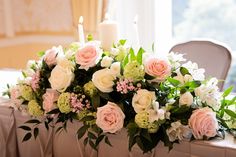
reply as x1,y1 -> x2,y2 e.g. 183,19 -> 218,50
96,102 -> 125,133
188,107 -> 219,139
145,58 -> 171,81
30,71 -> 40,91
116,79 -> 137,94
75,44 -> 102,70
44,48 -> 57,66
70,93 -> 90,112
43,89 -> 60,113
10,85 -> 23,107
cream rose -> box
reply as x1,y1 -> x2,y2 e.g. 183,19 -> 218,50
132,89 -> 156,113
75,44 -> 102,70
145,58 -> 171,81
110,62 -> 121,76
49,65 -> 74,92
179,92 -> 193,106
189,107 -> 219,139
96,102 -> 125,133
92,68 -> 116,93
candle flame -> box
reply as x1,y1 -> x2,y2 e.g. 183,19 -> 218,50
79,16 -> 83,24
134,15 -> 138,24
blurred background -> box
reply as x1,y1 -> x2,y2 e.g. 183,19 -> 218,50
0,0 -> 235,91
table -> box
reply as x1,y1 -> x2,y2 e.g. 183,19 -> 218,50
0,98 -> 236,157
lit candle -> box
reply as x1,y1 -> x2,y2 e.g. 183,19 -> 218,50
78,16 -> 85,45
99,13 -> 118,51
133,15 -> 140,50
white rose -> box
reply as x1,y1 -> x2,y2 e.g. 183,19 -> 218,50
179,92 -> 193,106
132,89 -> 156,113
49,66 -> 74,92
92,68 -> 116,93
110,62 -> 121,76
101,56 -> 113,68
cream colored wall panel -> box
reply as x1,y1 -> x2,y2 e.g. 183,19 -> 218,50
12,0 -> 73,33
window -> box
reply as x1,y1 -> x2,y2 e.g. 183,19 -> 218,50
172,0 -> 236,91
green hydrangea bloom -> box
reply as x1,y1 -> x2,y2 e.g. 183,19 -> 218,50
148,122 -> 159,133
28,100 -> 44,116
83,81 -> 98,97
135,111 -> 149,128
57,93 -> 71,113
123,61 -> 145,82
20,85 -> 35,101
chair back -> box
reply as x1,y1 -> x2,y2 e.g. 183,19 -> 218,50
169,40 -> 232,90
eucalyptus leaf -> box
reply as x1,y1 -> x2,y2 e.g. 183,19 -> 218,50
105,136 -> 112,147
95,135 -> 105,146
19,125 -> 31,131
88,131 -> 97,139
24,119 -> 41,124
22,132 -> 32,142
89,140 -> 97,150
33,128 -> 39,139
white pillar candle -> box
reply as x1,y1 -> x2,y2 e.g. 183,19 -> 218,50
78,16 -> 85,45
98,14 -> 118,51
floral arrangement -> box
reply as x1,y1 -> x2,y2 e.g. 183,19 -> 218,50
5,37 -> 236,153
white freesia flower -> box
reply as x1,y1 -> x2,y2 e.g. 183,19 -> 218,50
101,56 -> 113,68
174,71 -> 193,85
110,62 -> 121,76
92,68 -> 116,93
132,89 -> 156,113
182,61 -> 205,81
166,121 -> 192,142
179,92 -> 193,106
168,52 -> 186,68
195,78 -> 221,110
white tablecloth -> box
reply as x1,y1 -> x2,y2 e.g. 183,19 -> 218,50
0,98 -> 236,157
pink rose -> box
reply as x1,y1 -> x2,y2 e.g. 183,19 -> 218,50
96,102 -> 125,133
44,48 -> 57,66
188,107 -> 219,139
145,58 -> 171,81
75,44 -> 102,70
43,89 -> 60,112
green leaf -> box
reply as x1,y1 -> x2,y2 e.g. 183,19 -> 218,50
226,96 -> 236,107
33,128 -> 39,139
140,129 -> 151,142
19,125 -> 31,131
84,137 -> 89,145
167,77 -> 181,86
137,47 -> 145,65
95,135 -> 105,146
89,140 -> 97,151
37,51 -> 45,57
180,67 -> 190,76
77,125 -> 89,139
225,109 -> 236,118
22,71 -> 27,78
88,131 -> 97,139
24,119 -> 41,124
222,86 -> 233,97
127,122 -> 138,136
80,116 -> 94,122
119,39 -> 126,45
46,108 -> 60,114
105,136 -> 112,147
44,121 -> 49,130
129,48 -> 136,61
136,136 -> 144,150
87,34 -> 93,41
122,54 -> 129,68
185,81 -> 201,88
55,126 -> 63,133
91,94 -> 100,110
22,132 -> 32,142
